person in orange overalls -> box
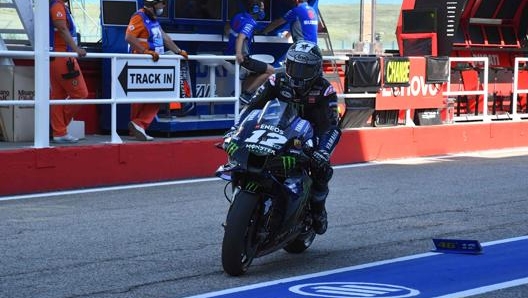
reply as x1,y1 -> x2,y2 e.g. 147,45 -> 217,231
49,0 -> 88,143
125,0 -> 189,141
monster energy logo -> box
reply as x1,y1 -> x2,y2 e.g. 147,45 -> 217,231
281,156 -> 296,171
245,181 -> 260,192
226,142 -> 239,156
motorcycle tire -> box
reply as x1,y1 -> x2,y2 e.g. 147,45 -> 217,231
221,191 -> 260,276
283,229 -> 316,254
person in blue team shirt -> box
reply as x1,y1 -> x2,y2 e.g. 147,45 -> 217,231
261,0 -> 319,43
224,0 -> 275,104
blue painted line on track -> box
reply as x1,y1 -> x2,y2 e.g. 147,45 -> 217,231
189,236 -> 528,298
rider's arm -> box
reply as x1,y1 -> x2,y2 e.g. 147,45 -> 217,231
316,88 -> 341,155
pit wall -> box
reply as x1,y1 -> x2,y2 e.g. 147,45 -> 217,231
2,121 -> 528,197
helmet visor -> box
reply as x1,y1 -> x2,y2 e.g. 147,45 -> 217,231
286,61 -> 317,81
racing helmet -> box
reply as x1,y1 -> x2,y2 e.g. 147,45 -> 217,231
285,40 -> 323,95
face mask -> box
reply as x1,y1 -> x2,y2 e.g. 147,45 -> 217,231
257,10 -> 265,20
155,8 -> 164,16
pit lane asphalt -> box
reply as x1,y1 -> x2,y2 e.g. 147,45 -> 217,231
1,148 -> 527,298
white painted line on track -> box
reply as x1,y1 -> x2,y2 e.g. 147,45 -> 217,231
335,146 -> 528,168
2,147 -> 528,202
186,235 -> 528,298
0,177 -> 221,202
434,277 -> 528,298
2,162 -> 372,202
185,252 -> 440,298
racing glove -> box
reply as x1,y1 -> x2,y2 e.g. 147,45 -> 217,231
178,49 -> 189,60
311,149 -> 330,167
311,149 -> 333,183
144,49 -> 159,62
223,126 -> 238,140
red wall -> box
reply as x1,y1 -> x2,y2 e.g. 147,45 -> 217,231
2,122 -> 528,196
76,60 -> 102,134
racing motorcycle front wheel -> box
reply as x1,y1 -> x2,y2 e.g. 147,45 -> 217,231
221,191 -> 260,276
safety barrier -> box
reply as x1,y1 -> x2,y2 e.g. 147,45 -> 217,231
1,49 -> 528,148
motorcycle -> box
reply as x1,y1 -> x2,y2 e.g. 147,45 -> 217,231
216,98 -> 319,276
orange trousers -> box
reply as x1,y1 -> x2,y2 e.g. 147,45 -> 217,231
130,103 -> 161,130
50,57 -> 88,137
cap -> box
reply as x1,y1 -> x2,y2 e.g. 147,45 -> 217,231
144,0 -> 164,7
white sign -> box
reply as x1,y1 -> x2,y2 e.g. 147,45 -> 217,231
114,59 -> 178,99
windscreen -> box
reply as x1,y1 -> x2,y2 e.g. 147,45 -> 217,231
257,99 -> 297,129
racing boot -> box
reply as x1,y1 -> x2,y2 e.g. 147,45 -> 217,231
311,202 -> 327,235
310,188 -> 329,235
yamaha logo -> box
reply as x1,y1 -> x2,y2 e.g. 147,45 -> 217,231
289,282 -> 420,298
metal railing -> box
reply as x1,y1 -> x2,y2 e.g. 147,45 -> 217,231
0,50 -> 242,147
2,48 -> 528,148
0,42 -> 354,149
445,56 -> 528,122
0,49 -> 356,148
512,57 -> 528,120
445,56 -> 490,122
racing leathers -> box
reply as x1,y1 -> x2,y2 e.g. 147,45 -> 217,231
238,72 -> 341,234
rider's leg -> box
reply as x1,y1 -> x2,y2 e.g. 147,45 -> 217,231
310,181 -> 329,235
309,160 -> 334,235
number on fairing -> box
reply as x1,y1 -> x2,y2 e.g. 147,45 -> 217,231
245,129 -> 287,147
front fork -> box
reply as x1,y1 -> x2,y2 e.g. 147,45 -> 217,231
225,176 -> 285,241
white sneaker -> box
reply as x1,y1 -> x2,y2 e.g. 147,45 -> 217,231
128,121 -> 154,141
53,134 -> 79,144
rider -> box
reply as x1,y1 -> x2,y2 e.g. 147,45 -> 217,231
233,40 -> 341,235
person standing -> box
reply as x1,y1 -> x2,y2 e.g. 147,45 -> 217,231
224,0 -> 275,104
125,0 -> 188,141
49,0 -> 89,143
261,0 -> 319,44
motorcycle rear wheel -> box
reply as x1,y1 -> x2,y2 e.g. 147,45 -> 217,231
283,229 -> 316,253
222,191 -> 260,276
